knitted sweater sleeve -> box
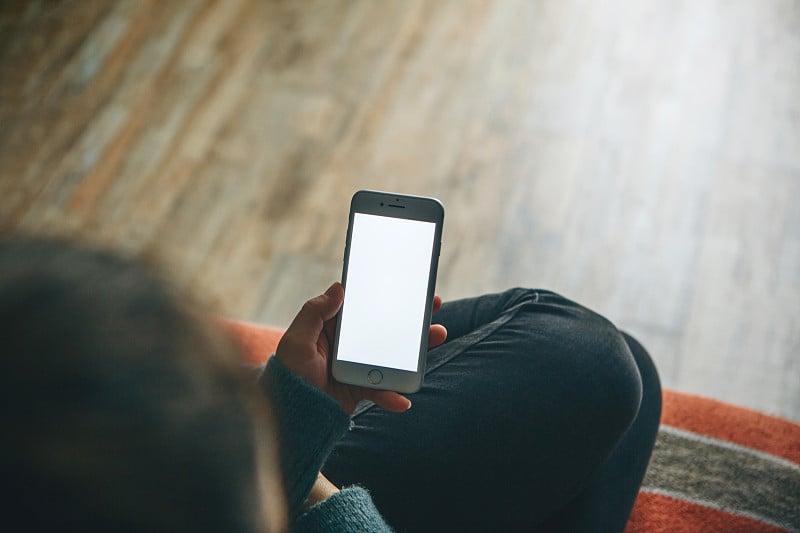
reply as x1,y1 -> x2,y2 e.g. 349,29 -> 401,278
257,356 -> 394,532
294,487 -> 393,533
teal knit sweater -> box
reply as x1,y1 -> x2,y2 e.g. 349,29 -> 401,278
259,357 -> 393,532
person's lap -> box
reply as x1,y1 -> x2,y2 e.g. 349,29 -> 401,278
322,288 -> 659,532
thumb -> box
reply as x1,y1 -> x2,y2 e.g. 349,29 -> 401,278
321,282 -> 344,319
286,283 -> 344,340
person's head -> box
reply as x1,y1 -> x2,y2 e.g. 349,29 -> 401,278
0,237 -> 285,532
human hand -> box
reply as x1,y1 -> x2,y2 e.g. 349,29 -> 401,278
275,282 -> 447,414
302,472 -> 340,511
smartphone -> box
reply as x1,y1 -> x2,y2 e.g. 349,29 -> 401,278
331,190 -> 444,393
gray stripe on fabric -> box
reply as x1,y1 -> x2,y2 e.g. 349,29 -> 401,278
639,487 -> 799,533
642,425 -> 800,531
659,425 -> 800,473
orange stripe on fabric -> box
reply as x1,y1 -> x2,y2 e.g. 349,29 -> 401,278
626,492 -> 791,533
661,390 -> 800,465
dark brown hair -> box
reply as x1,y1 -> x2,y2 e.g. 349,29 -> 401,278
0,237 -> 284,532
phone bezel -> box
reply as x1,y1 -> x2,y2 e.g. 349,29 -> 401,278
331,190 -> 444,393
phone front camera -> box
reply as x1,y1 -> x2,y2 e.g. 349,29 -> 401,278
380,202 -> 384,206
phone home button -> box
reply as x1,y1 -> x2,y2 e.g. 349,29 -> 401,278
367,369 -> 383,385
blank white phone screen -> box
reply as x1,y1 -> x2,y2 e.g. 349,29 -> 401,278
337,213 -> 436,371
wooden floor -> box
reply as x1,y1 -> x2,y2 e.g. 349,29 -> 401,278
1,0 -> 798,421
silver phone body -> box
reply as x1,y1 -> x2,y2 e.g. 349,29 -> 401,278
331,190 -> 444,393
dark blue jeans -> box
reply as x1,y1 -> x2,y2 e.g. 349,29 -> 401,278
323,289 -> 662,533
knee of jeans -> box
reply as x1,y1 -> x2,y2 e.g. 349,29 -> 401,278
621,331 -> 662,419
509,288 -> 643,432
575,312 -> 642,436
585,319 -> 644,436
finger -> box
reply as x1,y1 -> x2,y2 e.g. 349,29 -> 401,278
321,317 -> 338,351
321,283 -> 345,343
362,389 -> 412,412
432,295 -> 443,314
286,282 -> 344,342
428,324 -> 447,348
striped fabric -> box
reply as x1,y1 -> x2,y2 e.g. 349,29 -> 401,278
626,391 -> 800,533
222,321 -> 800,532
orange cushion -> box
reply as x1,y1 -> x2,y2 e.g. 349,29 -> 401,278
221,320 -> 284,365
